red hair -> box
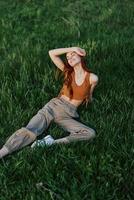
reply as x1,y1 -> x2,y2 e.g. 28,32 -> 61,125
56,56 -> 93,108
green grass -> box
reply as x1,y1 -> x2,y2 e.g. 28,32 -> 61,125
0,0 -> 133,199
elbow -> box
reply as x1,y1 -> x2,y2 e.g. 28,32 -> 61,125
94,76 -> 99,84
48,50 -> 52,55
90,74 -> 99,85
48,50 -> 56,57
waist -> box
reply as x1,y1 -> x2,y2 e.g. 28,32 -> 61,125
57,96 -> 78,110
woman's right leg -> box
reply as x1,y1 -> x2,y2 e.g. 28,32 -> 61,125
0,102 -> 54,158
25,103 -> 54,137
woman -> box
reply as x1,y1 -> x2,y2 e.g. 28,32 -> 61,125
0,47 -> 99,159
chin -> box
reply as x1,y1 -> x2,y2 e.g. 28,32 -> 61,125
70,62 -> 76,67
69,63 -> 74,67
69,61 -> 78,67
72,63 -> 78,67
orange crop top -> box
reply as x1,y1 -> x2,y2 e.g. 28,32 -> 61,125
58,71 -> 91,100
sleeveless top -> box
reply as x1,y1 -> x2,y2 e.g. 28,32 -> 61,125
58,71 -> 91,100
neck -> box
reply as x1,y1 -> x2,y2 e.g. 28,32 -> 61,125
73,63 -> 85,75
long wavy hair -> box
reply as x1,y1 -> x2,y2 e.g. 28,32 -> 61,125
56,56 -> 93,108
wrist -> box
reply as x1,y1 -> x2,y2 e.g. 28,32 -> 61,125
66,47 -> 76,53
71,47 -> 77,52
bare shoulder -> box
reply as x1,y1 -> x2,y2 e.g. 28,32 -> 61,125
89,73 -> 99,85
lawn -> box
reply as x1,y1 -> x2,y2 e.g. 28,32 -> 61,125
0,0 -> 133,199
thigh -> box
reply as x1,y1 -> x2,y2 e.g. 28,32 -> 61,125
55,117 -> 96,136
26,101 -> 55,136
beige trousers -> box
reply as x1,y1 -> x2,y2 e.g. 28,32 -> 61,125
2,96 -> 96,154
25,96 -> 96,144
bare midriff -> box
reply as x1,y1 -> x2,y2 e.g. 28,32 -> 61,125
60,94 -> 83,107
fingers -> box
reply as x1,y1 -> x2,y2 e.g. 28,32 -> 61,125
81,49 -> 86,56
77,48 -> 86,56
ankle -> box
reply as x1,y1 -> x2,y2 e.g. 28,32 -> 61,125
0,146 -> 9,159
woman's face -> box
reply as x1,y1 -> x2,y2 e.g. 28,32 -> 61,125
66,51 -> 81,67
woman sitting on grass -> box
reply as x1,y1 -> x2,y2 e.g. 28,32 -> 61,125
0,46 -> 99,159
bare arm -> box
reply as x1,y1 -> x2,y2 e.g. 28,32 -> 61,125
89,74 -> 99,102
90,83 -> 98,96
48,47 -> 76,71
49,47 -> 76,56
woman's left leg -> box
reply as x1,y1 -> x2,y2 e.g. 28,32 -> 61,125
53,117 -> 96,144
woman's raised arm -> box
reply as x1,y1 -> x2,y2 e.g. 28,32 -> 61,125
48,47 -> 76,71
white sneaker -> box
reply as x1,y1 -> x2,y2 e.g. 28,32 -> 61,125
31,135 -> 55,148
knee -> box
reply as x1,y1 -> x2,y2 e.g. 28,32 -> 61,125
87,128 -> 96,139
25,126 -> 38,136
4,127 -> 37,154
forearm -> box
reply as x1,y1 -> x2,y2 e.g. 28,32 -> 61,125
49,47 -> 75,56
90,84 -> 96,96
89,83 -> 98,103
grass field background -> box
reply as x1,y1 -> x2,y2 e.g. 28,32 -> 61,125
0,0 -> 133,199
